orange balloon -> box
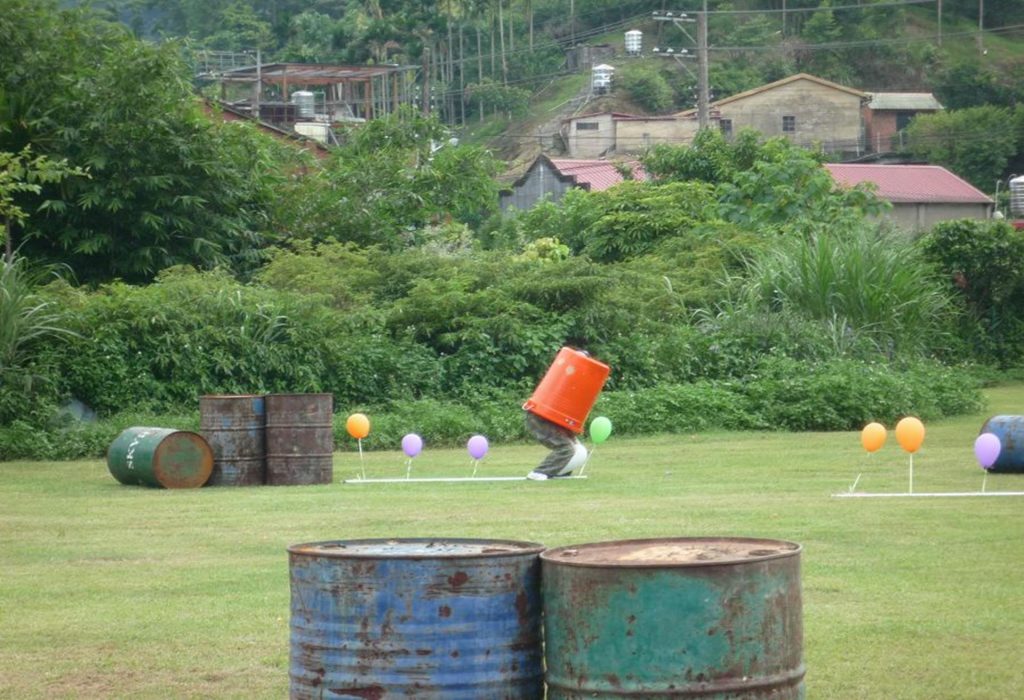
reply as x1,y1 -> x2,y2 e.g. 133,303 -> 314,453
346,413 -> 370,440
895,416 -> 925,453
860,422 -> 887,453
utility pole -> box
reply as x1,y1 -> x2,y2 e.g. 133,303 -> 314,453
652,9 -> 708,128
422,47 -> 431,115
977,0 -> 984,55
937,0 -> 942,46
697,1 -> 709,129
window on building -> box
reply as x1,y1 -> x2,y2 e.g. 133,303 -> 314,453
576,122 -> 599,131
896,112 -> 915,132
719,119 -> 733,136
782,116 -> 795,133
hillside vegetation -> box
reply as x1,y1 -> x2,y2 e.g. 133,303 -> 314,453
3,1 -> 1024,461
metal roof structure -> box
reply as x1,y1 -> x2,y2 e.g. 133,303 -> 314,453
547,158 -> 646,191
217,62 -> 416,86
825,164 -> 992,204
206,61 -> 420,123
867,93 -> 944,111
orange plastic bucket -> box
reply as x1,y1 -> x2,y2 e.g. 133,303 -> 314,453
523,348 -> 610,434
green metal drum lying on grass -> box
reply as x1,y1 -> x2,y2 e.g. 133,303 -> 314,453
541,537 -> 805,699
107,427 -> 213,489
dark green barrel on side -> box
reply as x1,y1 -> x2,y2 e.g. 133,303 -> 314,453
979,415 -> 1024,473
107,427 -> 213,489
541,537 -> 805,699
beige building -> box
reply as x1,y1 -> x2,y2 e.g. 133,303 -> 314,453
826,164 -> 994,232
561,112 -> 701,158
677,73 -> 868,158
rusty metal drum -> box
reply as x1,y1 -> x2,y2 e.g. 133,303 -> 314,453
106,427 -> 213,489
200,394 -> 266,486
287,538 -> 546,699
265,393 -> 334,486
541,537 -> 804,699
979,415 -> 1024,473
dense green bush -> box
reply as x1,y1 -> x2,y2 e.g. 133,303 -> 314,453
918,220 -> 1024,367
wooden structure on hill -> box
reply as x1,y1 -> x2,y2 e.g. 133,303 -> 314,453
202,60 -> 419,126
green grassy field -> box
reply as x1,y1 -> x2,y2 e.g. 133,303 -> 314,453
3,385 -> 1024,698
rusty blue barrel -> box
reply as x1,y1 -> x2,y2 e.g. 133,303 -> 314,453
265,393 -> 334,486
106,427 -> 213,489
288,538 -> 545,699
541,537 -> 804,699
979,415 -> 1024,473
200,394 -> 266,486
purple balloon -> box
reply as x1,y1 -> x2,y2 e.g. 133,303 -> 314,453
974,432 -> 1001,469
467,434 -> 489,460
402,433 -> 423,458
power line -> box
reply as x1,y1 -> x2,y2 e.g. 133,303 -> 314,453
711,23 -> 1024,51
697,0 -> 935,14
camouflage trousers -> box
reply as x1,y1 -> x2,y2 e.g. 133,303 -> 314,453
525,411 -> 581,476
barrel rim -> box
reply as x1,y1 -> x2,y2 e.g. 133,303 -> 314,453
540,536 -> 802,568
264,392 -> 334,399
288,537 -> 546,559
200,393 -> 265,400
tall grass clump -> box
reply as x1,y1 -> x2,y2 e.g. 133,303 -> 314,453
733,225 -> 954,357
0,255 -> 76,422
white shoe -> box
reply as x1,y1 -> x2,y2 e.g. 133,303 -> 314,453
526,471 -> 549,481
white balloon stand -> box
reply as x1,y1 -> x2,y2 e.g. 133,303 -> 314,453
345,475 -> 588,484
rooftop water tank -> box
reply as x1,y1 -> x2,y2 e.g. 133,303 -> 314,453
625,30 -> 642,56
291,91 -> 315,119
1010,175 -> 1024,218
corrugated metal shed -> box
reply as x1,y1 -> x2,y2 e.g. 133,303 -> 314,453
867,93 -> 943,111
825,164 -> 992,204
548,159 -> 646,192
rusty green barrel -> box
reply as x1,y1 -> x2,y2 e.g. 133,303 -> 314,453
265,393 -> 333,486
106,427 -> 213,489
200,394 -> 266,486
541,537 -> 804,699
979,415 -> 1024,473
288,538 -> 545,699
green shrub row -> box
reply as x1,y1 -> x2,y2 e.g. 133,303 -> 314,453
1,358 -> 982,461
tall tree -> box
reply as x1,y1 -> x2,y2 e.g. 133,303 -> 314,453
1,2 -> 288,282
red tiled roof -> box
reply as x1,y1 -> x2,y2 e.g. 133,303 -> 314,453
825,164 -> 993,204
548,159 -> 646,191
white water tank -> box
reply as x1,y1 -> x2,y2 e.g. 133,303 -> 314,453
592,64 -> 614,94
625,30 -> 642,56
1010,175 -> 1024,218
291,91 -> 315,119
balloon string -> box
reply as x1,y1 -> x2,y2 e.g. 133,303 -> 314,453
908,453 -> 914,494
471,458 -> 479,478
982,470 -> 987,493
358,439 -> 365,480
405,457 -> 412,480
578,445 -> 597,477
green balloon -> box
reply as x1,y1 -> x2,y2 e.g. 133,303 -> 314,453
590,416 -> 612,445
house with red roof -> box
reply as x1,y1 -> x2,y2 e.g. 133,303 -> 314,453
499,155 -> 646,212
825,163 -> 994,231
